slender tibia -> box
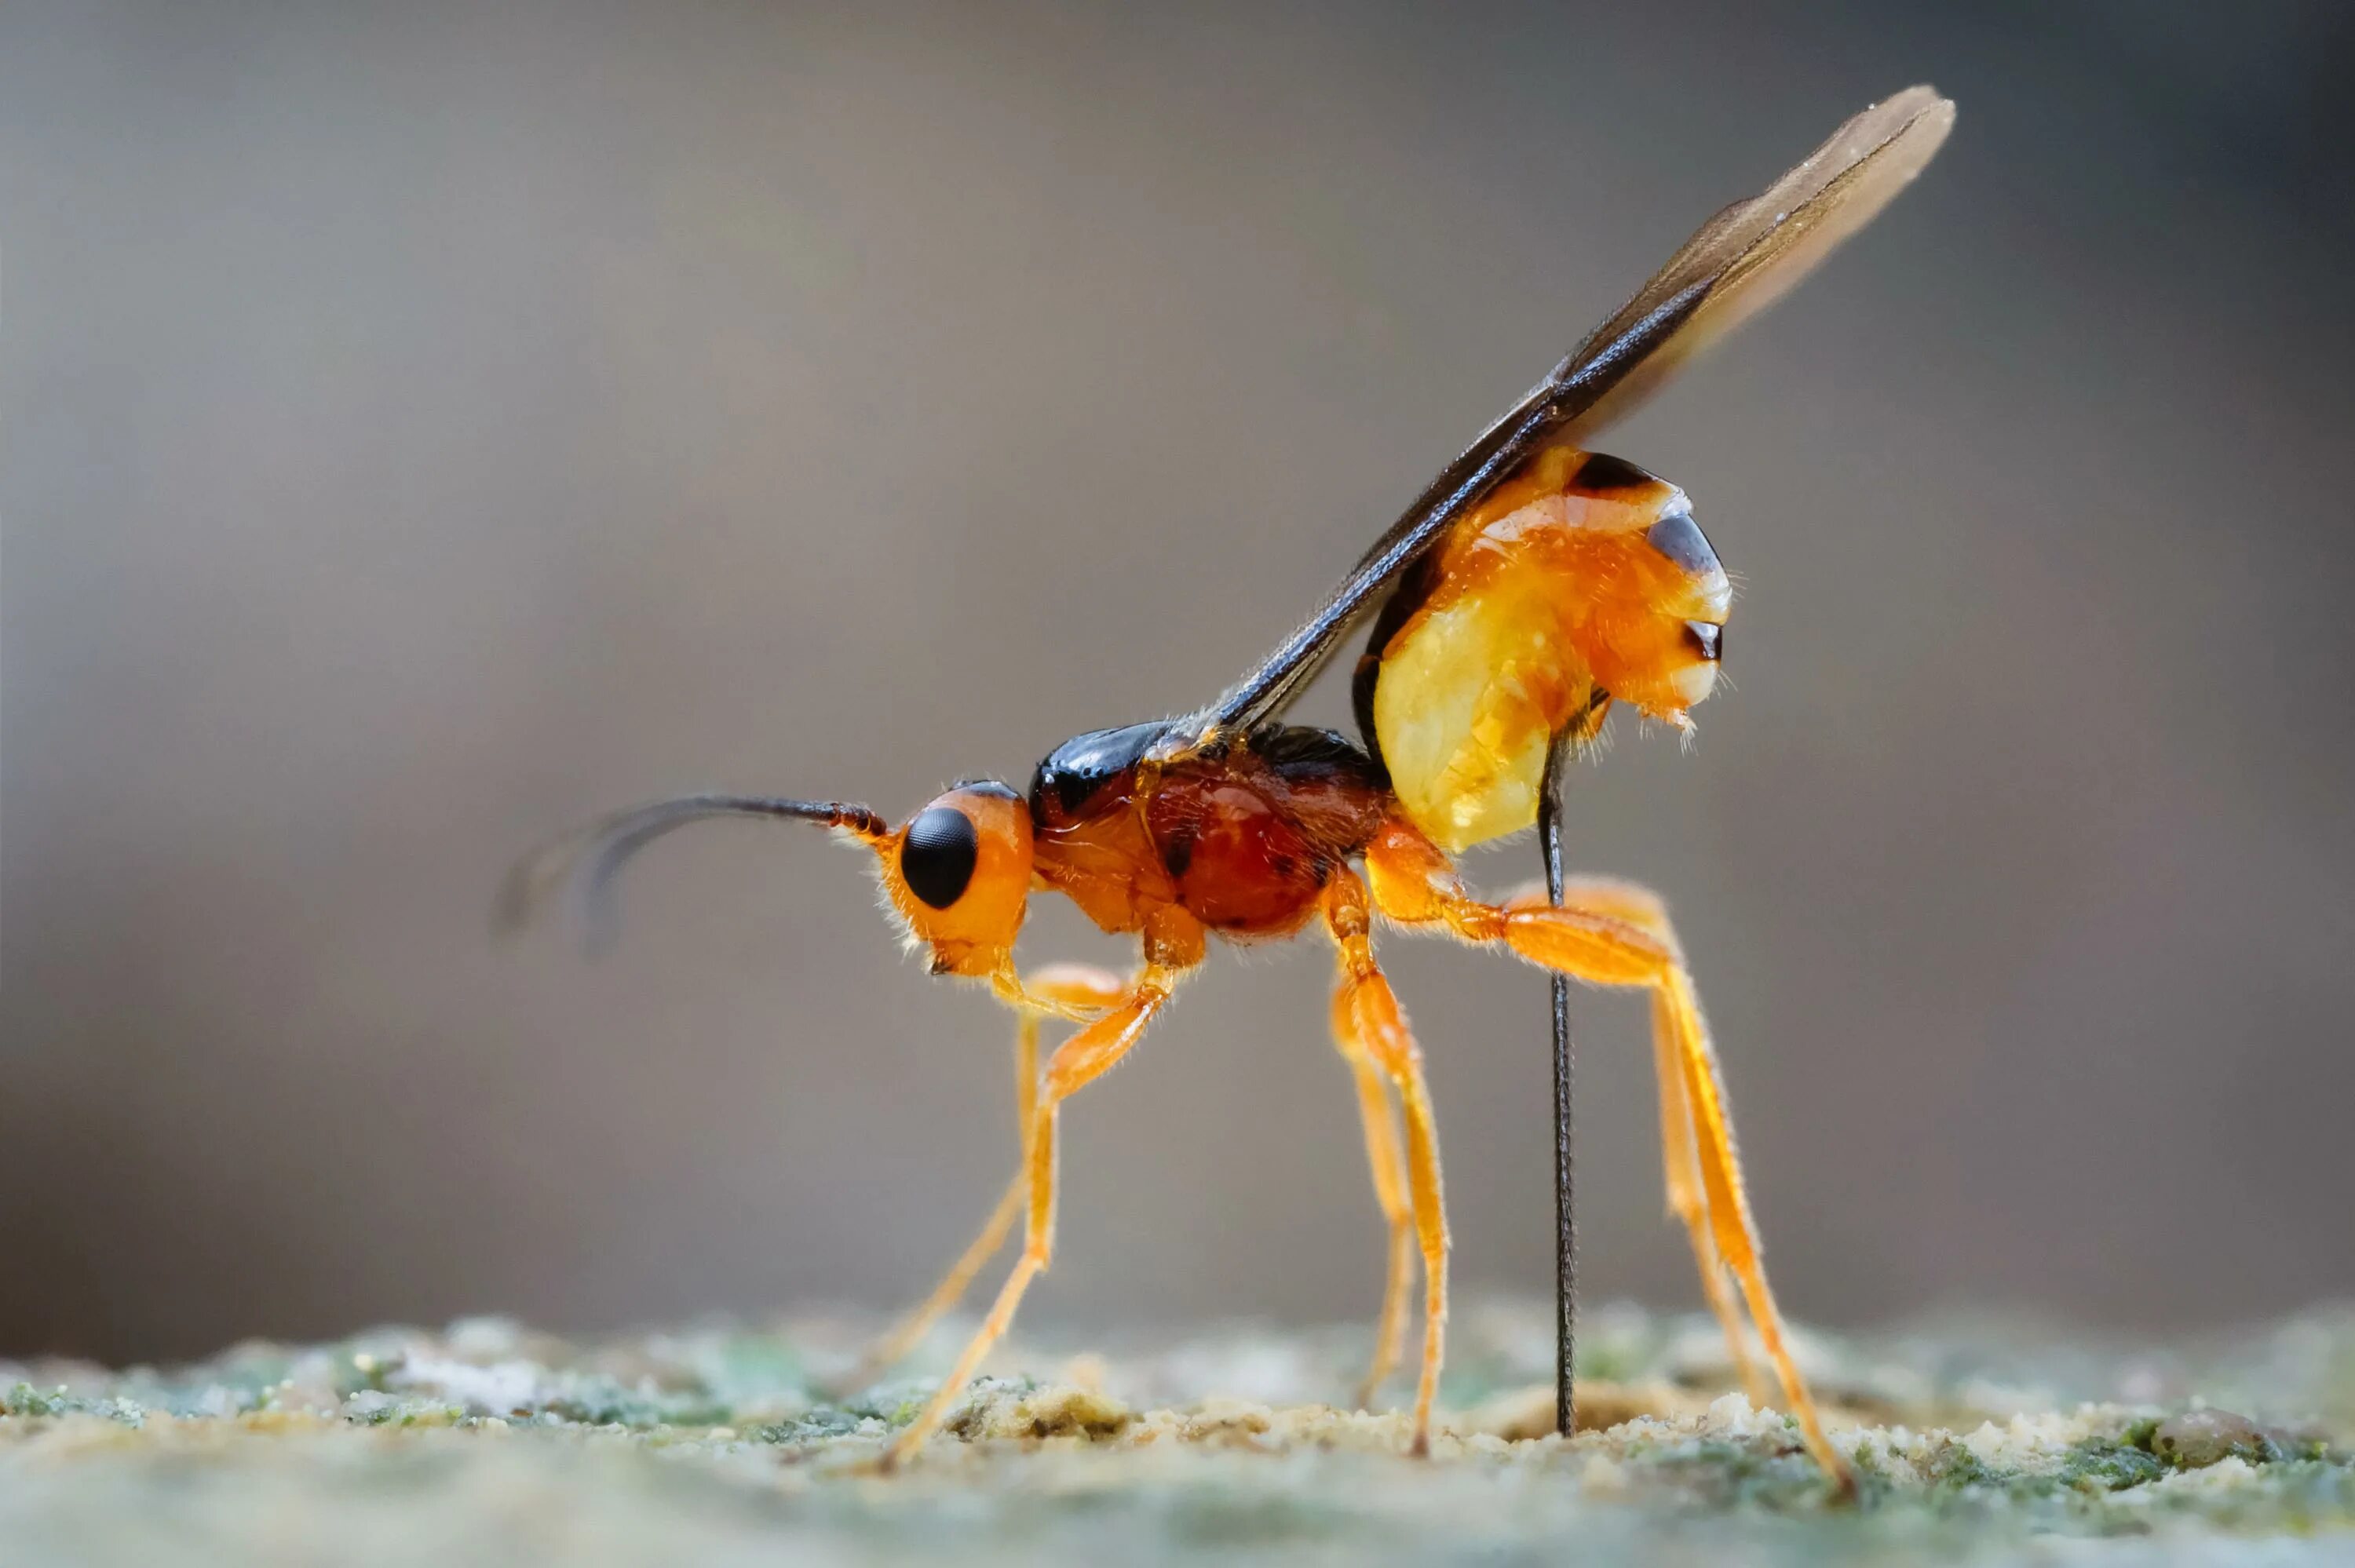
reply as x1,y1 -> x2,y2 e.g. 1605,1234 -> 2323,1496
849,1173 -> 1020,1390
1572,886 -> 1769,1409
1652,982 -> 1773,1409
1653,965 -> 1851,1493
1364,823 -> 1852,1490
844,963 -> 1126,1387
1329,987 -> 1417,1410
880,965 -> 1178,1471
1325,870 -> 1449,1457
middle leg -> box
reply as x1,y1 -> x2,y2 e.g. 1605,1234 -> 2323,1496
1325,868 -> 1450,1457
1329,986 -> 1417,1411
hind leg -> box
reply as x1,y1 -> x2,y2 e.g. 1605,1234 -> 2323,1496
1366,824 -> 1851,1490
1560,881 -> 1771,1410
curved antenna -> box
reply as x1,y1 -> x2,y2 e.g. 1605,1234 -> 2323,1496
495,794 -> 887,955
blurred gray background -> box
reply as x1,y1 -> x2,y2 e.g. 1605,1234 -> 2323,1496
5,2 -> 2352,1364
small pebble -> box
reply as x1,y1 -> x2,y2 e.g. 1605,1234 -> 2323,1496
2152,1409 -> 2274,1469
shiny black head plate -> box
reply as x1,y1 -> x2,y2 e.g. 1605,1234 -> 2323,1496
1029,720 -> 1163,822
901,806 -> 980,908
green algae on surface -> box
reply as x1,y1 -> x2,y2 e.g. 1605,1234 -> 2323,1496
2,1301 -> 2350,1566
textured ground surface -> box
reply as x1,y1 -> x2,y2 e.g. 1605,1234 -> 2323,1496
4,1300 -> 2351,1566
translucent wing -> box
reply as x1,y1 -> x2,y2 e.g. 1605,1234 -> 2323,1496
1557,85 -> 1956,437
1167,86 -> 1953,753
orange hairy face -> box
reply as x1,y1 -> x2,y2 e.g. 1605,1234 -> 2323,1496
878,782 -> 1034,977
1363,445 -> 1731,853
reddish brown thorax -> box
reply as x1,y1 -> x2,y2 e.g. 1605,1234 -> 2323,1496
1028,720 -> 1391,946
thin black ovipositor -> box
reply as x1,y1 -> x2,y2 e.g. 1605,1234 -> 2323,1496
1541,727 -> 1576,1437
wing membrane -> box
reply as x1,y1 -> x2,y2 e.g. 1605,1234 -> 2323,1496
1171,86 -> 1953,750
1559,86 -> 1955,436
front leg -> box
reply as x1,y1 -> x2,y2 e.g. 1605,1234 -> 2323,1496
879,962 -> 1181,1470
842,963 -> 1125,1390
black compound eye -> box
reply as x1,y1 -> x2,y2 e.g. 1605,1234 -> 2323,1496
901,807 -> 979,909
1645,509 -> 1722,578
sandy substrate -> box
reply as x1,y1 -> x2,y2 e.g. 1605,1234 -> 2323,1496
4,1300 -> 2350,1565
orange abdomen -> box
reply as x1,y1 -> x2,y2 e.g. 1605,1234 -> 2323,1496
1354,444 -> 1731,854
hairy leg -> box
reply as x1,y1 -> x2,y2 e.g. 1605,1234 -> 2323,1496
844,963 -> 1125,1387
1651,992 -> 1771,1408
879,964 -> 1178,1470
1330,986 -> 1417,1410
1562,881 -> 1770,1409
1326,869 -> 1449,1457
1365,824 -> 1852,1490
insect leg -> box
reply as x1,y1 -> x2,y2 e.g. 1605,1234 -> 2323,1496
1362,824 -> 1850,1490
1326,869 -> 1450,1457
1641,950 -> 1850,1490
1329,986 -> 1417,1411
1647,990 -> 1770,1408
880,964 -> 1177,1471
1515,873 -> 1768,1409
844,963 -> 1126,1388
1517,896 -> 1849,1487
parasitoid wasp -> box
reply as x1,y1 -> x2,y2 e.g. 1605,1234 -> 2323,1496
502,87 -> 1955,1485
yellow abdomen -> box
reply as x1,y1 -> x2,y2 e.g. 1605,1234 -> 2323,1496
1373,573 -> 1579,853
1359,445 -> 1728,855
